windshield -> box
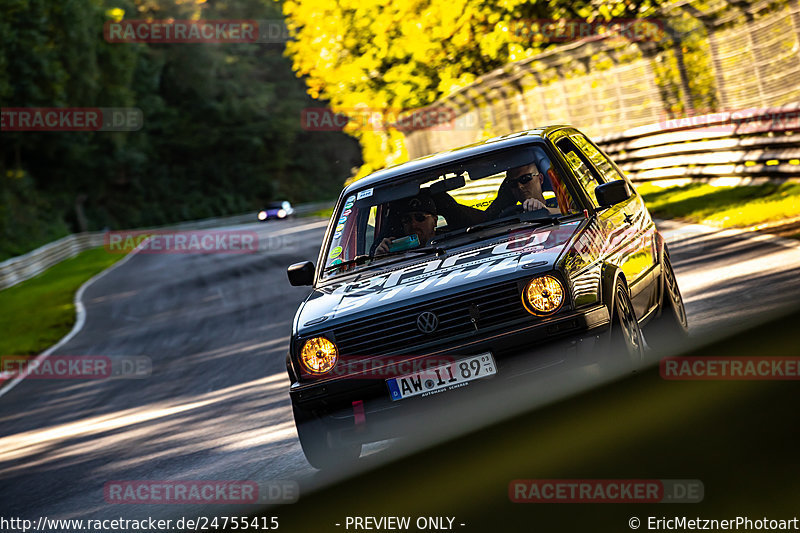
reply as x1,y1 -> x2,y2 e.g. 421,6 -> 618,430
322,145 -> 579,278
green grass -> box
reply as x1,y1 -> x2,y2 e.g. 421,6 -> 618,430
0,247 -> 124,356
637,182 -> 800,228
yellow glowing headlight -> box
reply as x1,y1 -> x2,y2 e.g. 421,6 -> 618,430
300,337 -> 338,374
522,275 -> 565,315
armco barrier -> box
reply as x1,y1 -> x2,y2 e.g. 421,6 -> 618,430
451,103 -> 800,203
0,233 -> 106,291
442,103 -> 800,202
0,202 -> 333,291
402,0 -> 800,160
595,102 -> 800,184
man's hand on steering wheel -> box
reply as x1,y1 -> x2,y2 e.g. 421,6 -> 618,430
498,198 -> 550,218
522,198 -> 547,211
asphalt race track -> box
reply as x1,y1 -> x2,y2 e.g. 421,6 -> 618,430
1,216 -> 799,524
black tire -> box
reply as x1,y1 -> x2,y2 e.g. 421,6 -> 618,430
605,279 -> 645,374
646,252 -> 689,349
292,403 -> 361,470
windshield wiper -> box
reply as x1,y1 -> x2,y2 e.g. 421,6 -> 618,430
375,245 -> 447,260
465,211 -> 559,235
432,213 -> 559,245
323,254 -> 372,273
323,246 -> 446,274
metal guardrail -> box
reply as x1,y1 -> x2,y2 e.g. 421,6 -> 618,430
0,201 -> 334,291
595,102 -> 800,184
448,102 -> 800,203
0,233 -> 107,291
403,0 -> 800,162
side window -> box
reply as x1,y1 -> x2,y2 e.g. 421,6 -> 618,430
531,147 -> 579,214
556,138 -> 603,208
365,205 -> 377,248
571,134 -> 623,182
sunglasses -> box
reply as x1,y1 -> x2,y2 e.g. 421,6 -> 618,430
507,172 -> 541,185
401,212 -> 431,224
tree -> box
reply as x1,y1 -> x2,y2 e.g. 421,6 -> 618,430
281,0 -> 666,178
1,0 -> 361,258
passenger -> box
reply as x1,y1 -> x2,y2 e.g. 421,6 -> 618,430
375,193 -> 438,255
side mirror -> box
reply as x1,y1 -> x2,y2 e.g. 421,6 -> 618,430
287,261 -> 315,286
595,180 -> 632,207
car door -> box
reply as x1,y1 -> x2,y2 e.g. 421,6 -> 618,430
555,132 -> 658,319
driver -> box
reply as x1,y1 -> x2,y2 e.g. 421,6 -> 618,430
375,193 -> 438,255
486,162 -> 562,218
429,161 -> 560,228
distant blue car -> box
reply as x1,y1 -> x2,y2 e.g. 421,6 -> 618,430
258,201 -> 294,221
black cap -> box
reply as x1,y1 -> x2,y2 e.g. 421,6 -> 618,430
396,192 -> 437,217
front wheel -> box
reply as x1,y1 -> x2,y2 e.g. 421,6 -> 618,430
605,279 -> 645,375
646,252 -> 689,349
292,403 -> 361,470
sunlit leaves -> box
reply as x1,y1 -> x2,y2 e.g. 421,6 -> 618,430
282,0 -> 667,178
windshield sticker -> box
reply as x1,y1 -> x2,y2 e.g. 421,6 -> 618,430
333,231 -> 343,239
356,188 -> 373,200
329,246 -> 343,259
338,216 -> 348,224
336,223 -> 345,232
344,195 -> 355,207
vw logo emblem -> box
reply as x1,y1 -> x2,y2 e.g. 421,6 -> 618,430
416,311 -> 439,333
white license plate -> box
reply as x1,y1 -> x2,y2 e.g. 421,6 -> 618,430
386,353 -> 497,401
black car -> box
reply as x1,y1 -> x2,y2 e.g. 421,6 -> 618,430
286,126 -> 689,469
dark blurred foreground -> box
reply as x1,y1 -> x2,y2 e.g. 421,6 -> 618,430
252,306 -> 800,532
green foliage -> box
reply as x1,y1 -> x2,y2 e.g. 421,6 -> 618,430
281,0 -> 669,178
638,182 -> 800,228
0,0 -> 362,259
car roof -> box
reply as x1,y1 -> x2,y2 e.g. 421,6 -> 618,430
342,126 -> 568,194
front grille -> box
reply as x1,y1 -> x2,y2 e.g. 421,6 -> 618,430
331,280 -> 531,357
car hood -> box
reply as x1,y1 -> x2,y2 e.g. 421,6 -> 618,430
295,220 -> 582,334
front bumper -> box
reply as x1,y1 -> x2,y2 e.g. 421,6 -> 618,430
289,304 -> 610,438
